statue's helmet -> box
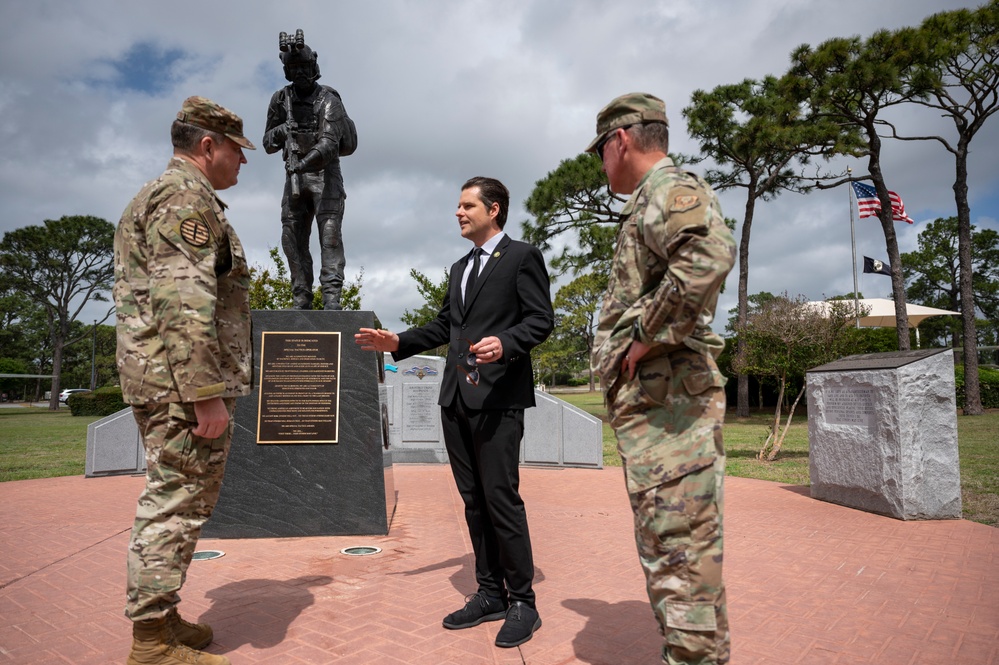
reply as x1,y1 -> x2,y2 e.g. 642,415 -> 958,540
279,29 -> 321,83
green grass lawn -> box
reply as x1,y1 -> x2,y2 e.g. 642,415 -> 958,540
0,408 -> 104,481
3,397 -> 996,527
555,389 -> 997,527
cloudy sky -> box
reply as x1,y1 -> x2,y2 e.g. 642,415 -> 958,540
2,0 -> 995,333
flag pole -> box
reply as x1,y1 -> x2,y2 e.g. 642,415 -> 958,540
848,166 -> 860,328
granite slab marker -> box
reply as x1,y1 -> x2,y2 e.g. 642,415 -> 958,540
806,348 -> 961,520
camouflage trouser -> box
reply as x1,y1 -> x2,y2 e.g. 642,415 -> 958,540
608,348 -> 730,665
630,459 -> 729,665
125,400 -> 234,621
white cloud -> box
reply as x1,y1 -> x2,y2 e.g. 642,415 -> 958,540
0,0 -> 995,335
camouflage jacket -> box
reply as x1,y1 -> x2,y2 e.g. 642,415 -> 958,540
593,158 -> 735,385
593,158 -> 735,492
114,157 -> 252,405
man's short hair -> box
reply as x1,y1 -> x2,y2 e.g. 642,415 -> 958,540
462,176 -> 510,229
171,120 -> 226,154
627,122 -> 669,154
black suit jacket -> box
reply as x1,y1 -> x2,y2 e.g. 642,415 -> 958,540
395,235 -> 554,410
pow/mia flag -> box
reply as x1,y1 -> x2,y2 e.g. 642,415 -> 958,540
863,256 -> 892,276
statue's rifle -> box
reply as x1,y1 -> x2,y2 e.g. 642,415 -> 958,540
283,91 -> 301,199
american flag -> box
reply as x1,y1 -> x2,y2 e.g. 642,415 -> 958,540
851,181 -> 914,224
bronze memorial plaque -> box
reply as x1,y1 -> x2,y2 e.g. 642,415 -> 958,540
257,331 -> 341,444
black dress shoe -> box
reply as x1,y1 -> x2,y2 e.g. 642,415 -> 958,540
495,601 -> 541,648
442,593 -> 508,629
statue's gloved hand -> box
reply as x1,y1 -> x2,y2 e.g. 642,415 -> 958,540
297,149 -> 323,173
269,123 -> 288,144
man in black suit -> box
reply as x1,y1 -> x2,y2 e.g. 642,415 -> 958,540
355,176 -> 554,648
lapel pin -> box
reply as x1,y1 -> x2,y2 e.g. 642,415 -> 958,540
493,251 -> 501,258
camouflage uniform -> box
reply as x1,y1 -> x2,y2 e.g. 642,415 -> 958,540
115,109 -> 252,621
590,95 -> 736,665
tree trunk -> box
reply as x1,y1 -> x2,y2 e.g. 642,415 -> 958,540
954,140 -> 982,415
737,179 -> 758,418
737,368 -> 749,417
760,376 -> 786,460
48,335 -> 64,411
867,144 -> 910,350
948,286 -> 961,350
767,383 -> 807,461
588,338 -> 596,392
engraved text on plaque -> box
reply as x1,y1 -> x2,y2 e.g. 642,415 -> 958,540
402,383 -> 439,441
257,331 -> 341,444
824,387 -> 875,428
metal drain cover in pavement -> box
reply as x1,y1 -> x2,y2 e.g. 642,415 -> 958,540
192,550 -> 225,561
340,546 -> 381,556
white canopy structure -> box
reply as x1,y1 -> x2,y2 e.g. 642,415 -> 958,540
806,297 -> 960,346
807,298 -> 960,328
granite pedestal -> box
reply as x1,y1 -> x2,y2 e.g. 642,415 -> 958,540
203,310 -> 394,538
806,348 -> 961,520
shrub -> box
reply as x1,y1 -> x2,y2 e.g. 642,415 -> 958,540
68,386 -> 128,417
955,365 -> 999,410
566,377 -> 589,387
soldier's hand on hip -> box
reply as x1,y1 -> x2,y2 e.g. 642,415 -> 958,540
622,340 -> 651,380
193,397 -> 230,439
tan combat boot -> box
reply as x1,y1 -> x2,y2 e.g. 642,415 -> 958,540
127,616 -> 231,665
166,608 -> 214,650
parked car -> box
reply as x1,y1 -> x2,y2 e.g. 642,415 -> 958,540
59,388 -> 91,403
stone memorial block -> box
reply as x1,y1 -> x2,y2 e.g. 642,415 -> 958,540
380,352 -> 603,467
382,354 -> 447,463
524,391 -> 603,468
806,348 -> 961,520
86,407 -> 144,477
203,310 -> 394,538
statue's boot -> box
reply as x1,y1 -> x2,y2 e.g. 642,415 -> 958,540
323,291 -> 342,310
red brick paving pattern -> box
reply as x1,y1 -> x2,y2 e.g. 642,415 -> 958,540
0,467 -> 996,664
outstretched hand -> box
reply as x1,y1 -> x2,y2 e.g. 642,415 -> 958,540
355,328 -> 400,353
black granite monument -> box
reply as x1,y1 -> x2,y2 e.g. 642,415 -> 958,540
203,310 -> 394,538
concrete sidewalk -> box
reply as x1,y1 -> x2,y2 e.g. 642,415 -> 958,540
0,466 -> 996,664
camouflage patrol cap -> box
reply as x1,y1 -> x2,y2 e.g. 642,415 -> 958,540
585,92 -> 669,153
176,96 -> 256,150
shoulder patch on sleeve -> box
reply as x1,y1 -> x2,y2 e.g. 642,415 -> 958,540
179,216 -> 212,247
663,183 -> 712,239
670,194 -> 701,213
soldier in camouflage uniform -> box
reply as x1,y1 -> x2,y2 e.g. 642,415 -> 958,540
588,93 -> 737,665
263,29 -> 357,310
114,96 -> 255,665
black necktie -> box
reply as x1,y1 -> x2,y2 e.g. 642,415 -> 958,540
464,248 -> 482,306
